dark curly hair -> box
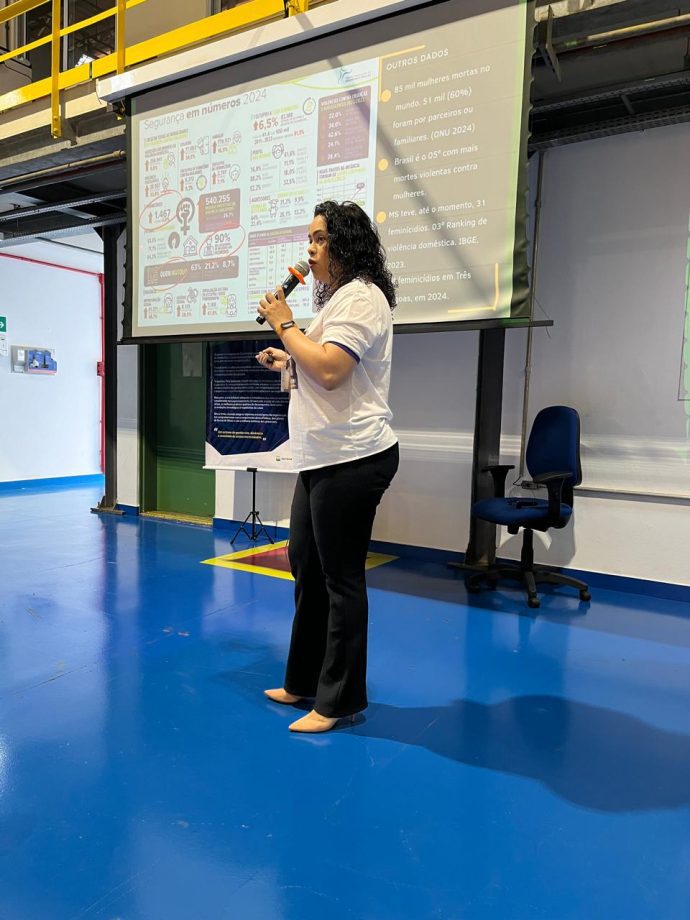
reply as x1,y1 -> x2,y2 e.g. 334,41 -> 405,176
313,200 -> 396,311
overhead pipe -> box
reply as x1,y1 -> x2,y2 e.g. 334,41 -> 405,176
552,12 -> 690,55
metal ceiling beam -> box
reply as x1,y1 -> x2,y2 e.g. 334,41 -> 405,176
0,191 -> 125,222
0,151 -> 125,194
530,103 -> 690,150
532,70 -> 690,113
0,211 -> 125,246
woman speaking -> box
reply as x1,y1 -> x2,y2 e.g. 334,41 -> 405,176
256,200 -> 399,734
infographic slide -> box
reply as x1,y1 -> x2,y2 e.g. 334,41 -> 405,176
131,1 -> 529,337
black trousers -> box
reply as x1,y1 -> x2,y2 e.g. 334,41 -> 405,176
284,443 -> 399,718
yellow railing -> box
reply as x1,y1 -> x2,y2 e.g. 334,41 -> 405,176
0,0 -> 313,138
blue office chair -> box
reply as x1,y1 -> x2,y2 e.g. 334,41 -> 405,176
467,406 -> 591,608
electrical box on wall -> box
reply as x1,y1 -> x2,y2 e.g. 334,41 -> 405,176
11,345 -> 58,375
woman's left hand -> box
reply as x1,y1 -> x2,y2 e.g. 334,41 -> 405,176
257,288 -> 293,331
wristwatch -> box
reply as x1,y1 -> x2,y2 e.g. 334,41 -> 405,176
280,320 -> 296,330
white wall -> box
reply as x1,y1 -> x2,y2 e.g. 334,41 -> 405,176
526,127 -> 690,495
118,122 -> 690,586
502,125 -> 690,585
0,240 -> 103,482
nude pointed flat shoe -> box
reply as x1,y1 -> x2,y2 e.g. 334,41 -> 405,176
288,710 -> 356,733
264,688 -> 303,704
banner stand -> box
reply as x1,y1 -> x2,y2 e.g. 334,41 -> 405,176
230,467 -> 274,544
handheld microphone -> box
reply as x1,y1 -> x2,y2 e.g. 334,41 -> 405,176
256,260 -> 310,324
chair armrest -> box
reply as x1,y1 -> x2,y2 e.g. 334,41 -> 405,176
482,464 -> 515,498
532,471 -> 571,484
531,471 -> 570,522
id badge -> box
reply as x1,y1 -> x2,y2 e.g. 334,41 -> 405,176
281,356 -> 298,391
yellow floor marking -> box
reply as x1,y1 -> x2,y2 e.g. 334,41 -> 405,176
203,539 -> 397,580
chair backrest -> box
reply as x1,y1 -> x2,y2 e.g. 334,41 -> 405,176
525,406 -> 582,507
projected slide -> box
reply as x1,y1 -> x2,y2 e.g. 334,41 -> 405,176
131,0 -> 530,337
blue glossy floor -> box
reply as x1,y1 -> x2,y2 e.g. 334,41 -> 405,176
1,482 -> 689,920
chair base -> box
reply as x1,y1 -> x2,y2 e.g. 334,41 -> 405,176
452,560 -> 591,609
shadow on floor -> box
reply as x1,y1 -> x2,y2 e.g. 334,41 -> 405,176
217,637 -> 690,816
356,695 -> 690,813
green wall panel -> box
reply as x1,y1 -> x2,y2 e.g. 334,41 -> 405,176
143,343 -> 214,518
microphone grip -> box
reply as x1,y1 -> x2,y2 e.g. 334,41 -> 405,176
256,287 -> 281,325
256,276 -> 298,324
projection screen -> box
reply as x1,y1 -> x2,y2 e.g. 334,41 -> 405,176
126,0 -> 533,340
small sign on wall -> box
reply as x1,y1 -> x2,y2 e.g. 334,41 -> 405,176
11,345 -> 57,375
0,316 -> 6,333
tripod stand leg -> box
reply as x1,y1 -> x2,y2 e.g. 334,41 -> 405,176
252,513 -> 274,544
229,513 -> 274,545
229,470 -> 275,544
230,513 -> 253,544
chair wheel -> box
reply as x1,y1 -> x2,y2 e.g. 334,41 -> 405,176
579,590 -> 591,602
528,596 -> 540,609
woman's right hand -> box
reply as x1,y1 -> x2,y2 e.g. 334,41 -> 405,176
256,347 -> 288,371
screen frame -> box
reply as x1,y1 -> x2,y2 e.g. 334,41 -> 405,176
121,0 -> 535,344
